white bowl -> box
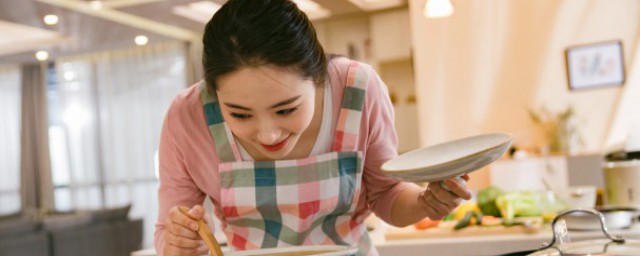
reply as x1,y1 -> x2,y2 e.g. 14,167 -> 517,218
382,133 -> 512,182
225,245 -> 358,256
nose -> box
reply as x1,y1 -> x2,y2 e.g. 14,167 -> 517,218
255,120 -> 281,145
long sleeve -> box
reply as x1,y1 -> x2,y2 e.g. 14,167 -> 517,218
154,97 -> 207,256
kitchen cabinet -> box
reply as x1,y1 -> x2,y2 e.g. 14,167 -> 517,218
370,9 -> 412,62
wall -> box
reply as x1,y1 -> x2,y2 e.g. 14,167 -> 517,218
314,13 -> 421,152
408,0 -> 640,154
314,15 -> 372,63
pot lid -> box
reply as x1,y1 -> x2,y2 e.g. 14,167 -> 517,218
526,209 -> 640,255
529,239 -> 640,256
605,150 -> 640,162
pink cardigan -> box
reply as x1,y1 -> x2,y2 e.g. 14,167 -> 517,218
154,57 -> 410,253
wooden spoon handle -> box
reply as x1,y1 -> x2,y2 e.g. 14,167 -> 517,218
196,219 -> 224,256
179,208 -> 224,256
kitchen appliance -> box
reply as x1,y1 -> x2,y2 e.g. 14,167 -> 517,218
502,209 -> 640,255
603,150 -> 640,209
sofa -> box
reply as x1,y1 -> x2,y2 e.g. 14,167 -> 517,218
0,205 -> 143,256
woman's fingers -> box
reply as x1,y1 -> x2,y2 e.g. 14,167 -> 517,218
419,187 -> 458,219
442,177 -> 472,200
163,205 -> 209,256
186,205 -> 206,221
419,175 -> 473,219
170,206 -> 201,232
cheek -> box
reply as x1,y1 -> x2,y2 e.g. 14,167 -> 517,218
223,115 -> 252,139
287,103 -> 315,133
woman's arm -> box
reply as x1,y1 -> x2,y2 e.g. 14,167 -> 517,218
155,98 -> 208,256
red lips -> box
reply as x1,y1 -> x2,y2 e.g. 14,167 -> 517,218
261,136 -> 289,152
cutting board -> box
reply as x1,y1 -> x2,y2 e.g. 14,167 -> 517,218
385,220 -> 544,240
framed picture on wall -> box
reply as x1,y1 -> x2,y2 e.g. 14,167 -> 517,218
565,40 -> 625,90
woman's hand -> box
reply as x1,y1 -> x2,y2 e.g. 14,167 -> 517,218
417,174 -> 472,220
163,205 -> 210,256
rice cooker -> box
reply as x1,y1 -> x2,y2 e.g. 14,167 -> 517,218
603,150 -> 640,208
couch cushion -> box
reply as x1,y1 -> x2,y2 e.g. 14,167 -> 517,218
83,204 -> 131,223
42,212 -> 92,231
0,215 -> 40,237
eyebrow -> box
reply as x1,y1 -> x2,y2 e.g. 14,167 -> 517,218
224,95 -> 301,110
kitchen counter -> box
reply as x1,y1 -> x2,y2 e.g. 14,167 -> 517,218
371,223 -> 640,256
131,224 -> 640,256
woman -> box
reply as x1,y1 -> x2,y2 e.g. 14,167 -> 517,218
155,0 -> 471,255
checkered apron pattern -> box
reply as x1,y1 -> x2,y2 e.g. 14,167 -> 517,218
200,61 -> 376,256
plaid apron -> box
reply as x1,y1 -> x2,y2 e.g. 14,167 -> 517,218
200,61 -> 376,256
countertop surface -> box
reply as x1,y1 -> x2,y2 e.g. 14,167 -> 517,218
132,223 -> 640,256
371,222 -> 640,255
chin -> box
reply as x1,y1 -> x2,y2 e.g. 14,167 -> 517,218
261,147 -> 293,160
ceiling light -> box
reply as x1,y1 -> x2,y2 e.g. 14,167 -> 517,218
134,35 -> 148,46
35,51 -> 49,61
424,0 -> 454,18
172,1 -> 221,24
89,1 -> 103,10
43,14 -> 59,25
292,0 -> 331,20
347,0 -> 404,11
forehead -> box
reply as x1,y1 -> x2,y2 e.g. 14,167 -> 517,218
216,66 -> 313,100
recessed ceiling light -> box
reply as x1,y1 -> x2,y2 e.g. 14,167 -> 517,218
135,35 -> 148,46
348,0 -> 404,11
424,0 -> 454,18
35,51 -> 49,61
89,1 -> 103,10
43,15 -> 59,25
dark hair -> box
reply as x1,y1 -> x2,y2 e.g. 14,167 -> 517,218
202,0 -> 327,91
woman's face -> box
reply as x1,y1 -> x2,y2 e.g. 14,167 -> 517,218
215,65 -> 316,160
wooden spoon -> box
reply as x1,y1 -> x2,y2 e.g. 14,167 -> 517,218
179,208 -> 224,256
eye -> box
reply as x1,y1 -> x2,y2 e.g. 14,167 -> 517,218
277,108 -> 297,116
230,113 -> 251,119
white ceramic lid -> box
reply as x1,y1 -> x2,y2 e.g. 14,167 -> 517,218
527,239 -> 640,256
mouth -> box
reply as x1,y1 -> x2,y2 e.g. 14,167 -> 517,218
261,136 -> 290,152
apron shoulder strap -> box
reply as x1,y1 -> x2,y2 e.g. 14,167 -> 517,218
332,61 -> 370,152
199,82 -> 242,162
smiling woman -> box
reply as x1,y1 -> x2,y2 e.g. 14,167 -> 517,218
155,1 -> 472,256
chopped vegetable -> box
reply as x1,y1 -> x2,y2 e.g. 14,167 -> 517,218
495,191 -> 543,220
453,211 -> 484,230
480,215 -> 502,226
414,218 -> 441,230
477,186 -> 503,217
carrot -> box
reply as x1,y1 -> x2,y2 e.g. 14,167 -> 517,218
414,218 -> 441,230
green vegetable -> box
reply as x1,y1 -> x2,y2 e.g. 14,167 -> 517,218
495,191 -> 542,220
454,211 -> 474,230
477,186 -> 503,217
453,211 -> 484,230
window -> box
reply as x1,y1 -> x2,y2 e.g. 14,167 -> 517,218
0,66 -> 22,215
47,42 -> 187,246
